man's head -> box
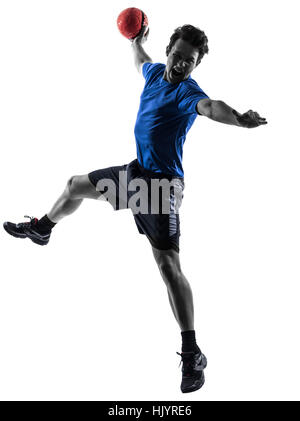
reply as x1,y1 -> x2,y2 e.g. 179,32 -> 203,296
163,24 -> 209,84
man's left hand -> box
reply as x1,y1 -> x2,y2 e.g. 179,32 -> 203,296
233,109 -> 268,128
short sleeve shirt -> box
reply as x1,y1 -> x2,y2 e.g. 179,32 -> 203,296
134,62 -> 209,177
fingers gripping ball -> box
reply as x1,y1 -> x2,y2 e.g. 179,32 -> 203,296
117,7 -> 148,40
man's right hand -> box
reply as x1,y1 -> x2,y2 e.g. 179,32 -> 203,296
131,26 -> 150,45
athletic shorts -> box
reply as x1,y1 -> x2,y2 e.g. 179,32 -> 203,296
88,159 -> 185,253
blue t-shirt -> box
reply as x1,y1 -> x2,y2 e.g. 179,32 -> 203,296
134,62 -> 209,178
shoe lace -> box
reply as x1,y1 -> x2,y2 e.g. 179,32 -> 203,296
18,215 -> 38,229
176,351 -> 196,374
24,215 -> 38,224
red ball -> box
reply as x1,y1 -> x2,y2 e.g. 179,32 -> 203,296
117,7 -> 148,40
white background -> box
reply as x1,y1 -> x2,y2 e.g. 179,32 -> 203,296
0,0 -> 299,401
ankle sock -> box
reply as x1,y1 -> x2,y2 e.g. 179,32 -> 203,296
37,214 -> 56,233
181,330 -> 201,353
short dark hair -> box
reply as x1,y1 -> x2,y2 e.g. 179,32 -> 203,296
166,24 -> 209,66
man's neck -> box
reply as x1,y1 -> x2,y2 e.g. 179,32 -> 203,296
163,69 -> 169,83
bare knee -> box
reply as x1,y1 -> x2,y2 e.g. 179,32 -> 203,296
158,257 -> 181,284
66,176 -> 80,199
66,175 -> 88,199
65,174 -> 99,200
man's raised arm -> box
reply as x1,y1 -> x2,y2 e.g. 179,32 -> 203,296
131,26 -> 153,74
197,98 -> 267,128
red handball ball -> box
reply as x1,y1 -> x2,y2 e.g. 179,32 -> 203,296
117,7 -> 148,40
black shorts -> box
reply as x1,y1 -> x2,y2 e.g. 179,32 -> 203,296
88,159 -> 185,253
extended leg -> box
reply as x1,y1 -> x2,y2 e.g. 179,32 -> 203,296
3,174 -> 102,244
151,246 -> 207,393
48,174 -> 102,223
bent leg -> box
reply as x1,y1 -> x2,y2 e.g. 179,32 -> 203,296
48,174 -> 102,223
152,246 -> 194,332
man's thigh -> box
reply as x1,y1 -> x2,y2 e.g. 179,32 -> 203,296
131,178 -> 185,253
133,211 -> 181,253
88,162 -> 130,209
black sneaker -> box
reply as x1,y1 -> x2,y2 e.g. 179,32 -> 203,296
3,215 -> 51,246
176,350 -> 207,393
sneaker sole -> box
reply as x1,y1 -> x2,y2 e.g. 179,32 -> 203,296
181,372 -> 205,393
27,236 -> 49,246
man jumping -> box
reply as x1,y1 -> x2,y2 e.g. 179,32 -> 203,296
3,24 -> 267,393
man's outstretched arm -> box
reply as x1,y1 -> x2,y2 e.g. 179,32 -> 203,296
197,98 -> 267,128
131,26 -> 153,74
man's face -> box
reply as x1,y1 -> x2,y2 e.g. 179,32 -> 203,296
163,38 -> 200,84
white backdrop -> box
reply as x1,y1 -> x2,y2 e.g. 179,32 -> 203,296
0,0 -> 299,401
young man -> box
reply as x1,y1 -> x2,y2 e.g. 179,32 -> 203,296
3,24 -> 267,393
